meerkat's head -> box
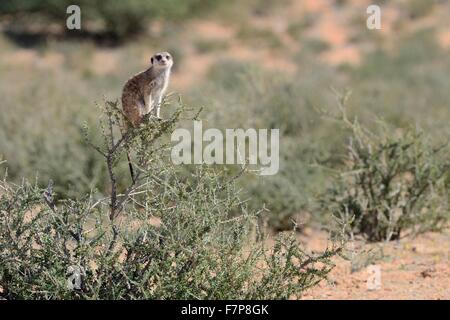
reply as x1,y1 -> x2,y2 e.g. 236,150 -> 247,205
151,52 -> 173,70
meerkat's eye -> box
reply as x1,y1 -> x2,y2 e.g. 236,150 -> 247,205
156,54 -> 162,61
166,55 -> 171,60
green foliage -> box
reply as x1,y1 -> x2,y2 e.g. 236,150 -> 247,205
0,0 -> 226,37
0,69 -> 107,198
189,60 -> 341,230
0,101 -> 340,299
287,14 -> 317,41
194,39 -> 229,54
347,29 -> 450,132
405,0 -> 436,19
301,38 -> 331,54
318,93 -> 450,242
237,27 -> 283,49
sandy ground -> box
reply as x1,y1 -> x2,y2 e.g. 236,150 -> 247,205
300,228 -> 450,300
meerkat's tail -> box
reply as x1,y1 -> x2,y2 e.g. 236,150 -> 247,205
126,151 -> 136,184
120,116 -> 136,184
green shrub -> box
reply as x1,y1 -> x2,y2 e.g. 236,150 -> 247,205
318,93 -> 450,242
0,0 -> 227,37
347,30 -> 450,134
237,27 -> 283,49
301,38 -> 331,54
287,14 -> 317,41
0,69 -> 108,198
189,60 -> 342,230
0,100 -> 340,299
405,0 -> 436,19
194,39 -> 229,54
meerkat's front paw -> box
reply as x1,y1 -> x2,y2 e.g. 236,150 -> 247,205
149,114 -> 163,121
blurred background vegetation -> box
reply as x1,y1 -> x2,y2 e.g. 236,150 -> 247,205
0,0 -> 449,230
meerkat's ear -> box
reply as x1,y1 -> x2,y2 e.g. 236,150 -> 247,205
151,57 -> 154,65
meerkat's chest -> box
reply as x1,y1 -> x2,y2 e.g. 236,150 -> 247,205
146,71 -> 170,96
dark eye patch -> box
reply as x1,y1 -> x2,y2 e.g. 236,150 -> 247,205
166,55 -> 171,60
156,55 -> 162,61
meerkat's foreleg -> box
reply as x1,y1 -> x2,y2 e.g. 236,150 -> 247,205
145,93 -> 156,117
154,94 -> 163,118
141,95 -> 151,116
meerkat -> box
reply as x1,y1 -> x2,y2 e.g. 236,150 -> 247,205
121,52 -> 173,183
121,51 -> 173,126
